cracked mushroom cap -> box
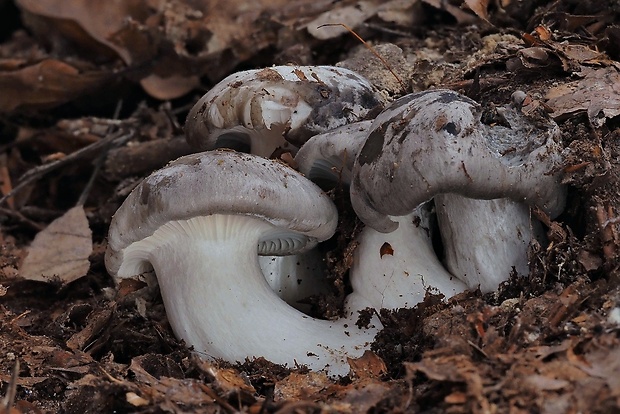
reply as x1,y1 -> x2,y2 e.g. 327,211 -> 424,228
106,150 -> 338,279
185,66 -> 382,157
350,89 -> 566,232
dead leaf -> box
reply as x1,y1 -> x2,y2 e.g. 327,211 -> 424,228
0,59 -> 110,113
66,304 -> 115,351
348,350 -> 387,379
545,66 -> 620,126
579,345 -> 620,397
342,382 -> 391,412
524,374 -> 570,391
194,357 -> 256,397
305,2 -> 379,40
274,371 -> 332,401
19,205 -> 93,284
463,0 -> 490,23
377,0 -> 423,27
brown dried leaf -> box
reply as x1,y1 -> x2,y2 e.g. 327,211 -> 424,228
274,371 -> 332,401
305,1 -> 380,40
16,0 -> 147,63
348,350 -> 387,379
0,59 -> 109,113
194,358 -> 256,397
463,0 -> 490,22
66,304 -> 115,351
19,206 -> 92,284
579,345 -> 620,397
377,0 -> 423,27
524,374 -> 570,391
342,381 -> 391,411
545,67 -> 620,126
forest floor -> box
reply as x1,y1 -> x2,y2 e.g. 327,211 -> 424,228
1,0 -> 619,413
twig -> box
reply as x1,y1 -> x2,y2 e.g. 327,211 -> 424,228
317,23 -> 407,93
0,130 -> 134,207
0,207 -> 45,231
76,100 -> 123,207
1,359 -> 19,412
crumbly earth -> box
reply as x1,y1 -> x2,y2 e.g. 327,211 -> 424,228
1,1 -> 619,413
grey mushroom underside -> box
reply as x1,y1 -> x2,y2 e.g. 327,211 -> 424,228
294,120 -> 372,189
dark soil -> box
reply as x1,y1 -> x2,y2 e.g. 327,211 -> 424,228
1,1 -> 619,413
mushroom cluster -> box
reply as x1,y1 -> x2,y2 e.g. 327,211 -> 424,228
106,66 -> 565,375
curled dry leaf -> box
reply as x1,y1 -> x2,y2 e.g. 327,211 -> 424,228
0,59 -> 109,113
19,205 -> 93,285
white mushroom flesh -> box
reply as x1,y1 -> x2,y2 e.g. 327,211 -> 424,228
346,209 -> 467,312
435,195 -> 543,292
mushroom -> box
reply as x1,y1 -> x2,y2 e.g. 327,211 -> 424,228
350,89 -> 565,290
106,151 -> 380,376
434,195 -> 543,292
350,89 -> 565,233
185,65 -> 383,158
258,249 -> 330,313
295,120 -> 466,311
295,120 -> 373,189
346,210 -> 467,312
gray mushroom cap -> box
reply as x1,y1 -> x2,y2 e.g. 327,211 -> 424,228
350,89 -> 566,232
294,120 -> 372,188
106,150 -> 338,278
185,66 -> 382,157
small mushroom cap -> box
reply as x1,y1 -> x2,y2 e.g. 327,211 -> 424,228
294,120 -> 372,188
106,150 -> 338,277
351,89 -> 566,232
185,66 -> 382,156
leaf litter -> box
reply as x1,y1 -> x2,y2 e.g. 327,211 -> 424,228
0,0 -> 620,413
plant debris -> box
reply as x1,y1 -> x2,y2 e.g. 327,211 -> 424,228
1,0 -> 620,413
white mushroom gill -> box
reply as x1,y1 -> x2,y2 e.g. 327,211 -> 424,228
117,214 -> 378,376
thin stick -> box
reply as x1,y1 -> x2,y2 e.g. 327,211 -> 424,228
317,23 -> 407,93
0,130 -> 134,206
1,359 -> 19,411
76,100 -> 123,206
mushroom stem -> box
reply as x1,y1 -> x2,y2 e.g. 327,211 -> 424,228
346,209 -> 467,312
435,194 -> 542,292
120,214 -> 379,376
259,250 -> 331,313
